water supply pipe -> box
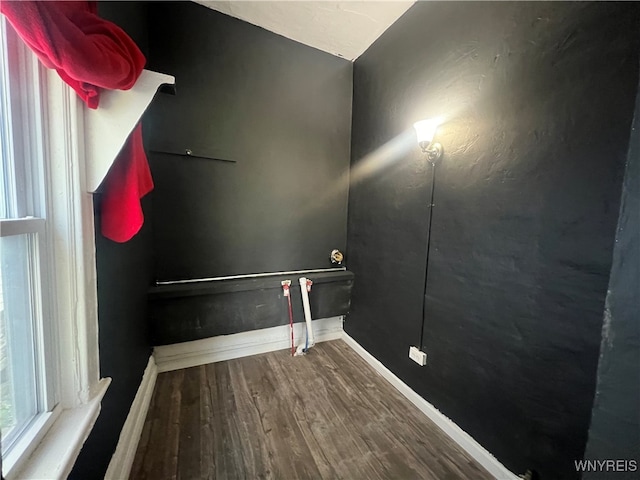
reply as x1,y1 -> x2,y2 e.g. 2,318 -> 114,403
281,280 -> 294,356
296,277 -> 314,355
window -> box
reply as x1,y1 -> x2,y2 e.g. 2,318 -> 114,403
0,15 -> 57,461
1,17 -> 107,480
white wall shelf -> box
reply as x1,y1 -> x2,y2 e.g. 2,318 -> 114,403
84,69 -> 175,193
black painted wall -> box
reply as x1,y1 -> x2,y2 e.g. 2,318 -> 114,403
346,2 -> 639,479
584,77 -> 640,478
145,1 -> 352,282
70,3 -> 153,479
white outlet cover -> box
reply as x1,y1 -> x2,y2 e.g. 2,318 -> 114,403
409,346 -> 427,366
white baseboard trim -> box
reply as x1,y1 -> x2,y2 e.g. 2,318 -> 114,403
154,316 -> 344,373
341,332 -> 519,480
104,356 -> 158,480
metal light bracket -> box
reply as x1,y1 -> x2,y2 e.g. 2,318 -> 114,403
419,141 -> 443,163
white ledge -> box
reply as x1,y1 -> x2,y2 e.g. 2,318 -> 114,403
84,69 -> 175,192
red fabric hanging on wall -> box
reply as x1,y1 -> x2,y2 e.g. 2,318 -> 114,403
101,124 -> 153,243
0,0 -> 145,108
1,1 -> 152,242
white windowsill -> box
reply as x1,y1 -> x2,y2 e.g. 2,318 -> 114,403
5,378 -> 111,480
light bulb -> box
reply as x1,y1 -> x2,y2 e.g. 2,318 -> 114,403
413,117 -> 442,145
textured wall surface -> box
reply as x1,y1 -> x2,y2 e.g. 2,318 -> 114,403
70,3 -> 154,479
346,2 -> 639,478
145,1 -> 352,282
584,78 -> 640,478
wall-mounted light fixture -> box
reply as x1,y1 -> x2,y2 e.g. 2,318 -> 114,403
410,117 -> 443,365
413,118 -> 443,163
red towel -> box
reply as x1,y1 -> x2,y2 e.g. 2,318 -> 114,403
0,0 -> 145,108
101,124 -> 153,242
1,1 -> 152,242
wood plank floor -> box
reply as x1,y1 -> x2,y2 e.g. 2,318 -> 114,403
130,340 -> 493,479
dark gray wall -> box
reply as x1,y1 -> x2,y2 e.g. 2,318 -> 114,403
145,1 -> 352,282
70,3 -> 153,479
346,2 -> 639,479
141,2 -> 353,345
584,78 -> 640,478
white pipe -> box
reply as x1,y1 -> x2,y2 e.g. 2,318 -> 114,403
297,277 -> 315,354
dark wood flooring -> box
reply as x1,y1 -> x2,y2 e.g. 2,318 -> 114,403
130,340 -> 493,479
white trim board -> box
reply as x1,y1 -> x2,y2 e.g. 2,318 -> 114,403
153,316 -> 344,373
104,356 -> 158,480
341,332 -> 519,480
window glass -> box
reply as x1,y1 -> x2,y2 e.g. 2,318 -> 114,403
0,234 -> 39,451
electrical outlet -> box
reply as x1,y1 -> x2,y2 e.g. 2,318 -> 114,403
409,346 -> 427,366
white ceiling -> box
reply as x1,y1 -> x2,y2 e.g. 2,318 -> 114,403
196,1 -> 415,61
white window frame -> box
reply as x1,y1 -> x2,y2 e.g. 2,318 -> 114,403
2,19 -> 109,480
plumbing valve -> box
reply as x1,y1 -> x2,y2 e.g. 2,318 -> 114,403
281,279 -> 291,297
330,249 -> 344,265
